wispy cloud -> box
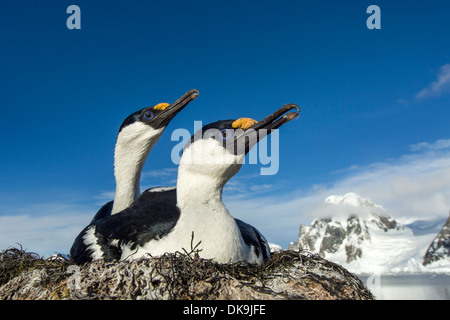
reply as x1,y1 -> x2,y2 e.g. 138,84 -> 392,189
140,167 -> 178,189
249,184 -> 273,192
329,150 -> 450,222
142,167 -> 177,179
0,203 -> 95,257
224,173 -> 280,198
410,138 -> 450,152
93,190 -> 115,205
416,64 -> 450,100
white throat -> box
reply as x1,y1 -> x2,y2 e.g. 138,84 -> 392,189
176,139 -> 243,210
111,123 -> 163,214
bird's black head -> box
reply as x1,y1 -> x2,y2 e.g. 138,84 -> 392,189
176,103 -> 300,189
118,89 -> 199,133
184,103 -> 300,158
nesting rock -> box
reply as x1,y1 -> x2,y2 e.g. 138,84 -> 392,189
0,248 -> 373,300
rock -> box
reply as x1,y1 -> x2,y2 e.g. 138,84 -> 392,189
423,212 -> 450,266
289,219 -> 330,252
370,213 -> 400,232
344,215 -> 370,263
0,249 -> 374,300
320,221 -> 346,255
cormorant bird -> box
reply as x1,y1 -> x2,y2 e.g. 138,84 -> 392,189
91,89 -> 199,221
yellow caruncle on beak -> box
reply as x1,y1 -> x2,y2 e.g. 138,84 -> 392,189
154,103 -> 170,111
232,118 -> 258,131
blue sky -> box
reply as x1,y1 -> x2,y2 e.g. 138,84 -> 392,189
1,1 -> 450,256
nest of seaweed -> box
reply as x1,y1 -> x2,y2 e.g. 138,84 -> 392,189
0,245 -> 374,300
0,245 -> 71,287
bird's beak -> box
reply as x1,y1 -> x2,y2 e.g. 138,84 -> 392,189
230,104 -> 300,155
156,89 -> 199,127
250,104 -> 300,132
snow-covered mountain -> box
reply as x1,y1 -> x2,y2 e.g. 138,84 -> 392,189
288,193 -> 450,274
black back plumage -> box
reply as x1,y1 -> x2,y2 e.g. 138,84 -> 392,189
98,189 -> 179,248
70,188 -> 178,264
90,201 -> 114,223
235,218 -> 271,261
70,187 -> 271,264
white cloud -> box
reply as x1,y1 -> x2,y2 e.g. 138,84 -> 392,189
416,64 -> 450,99
93,190 -> 115,205
223,173 -> 276,197
142,167 -> 177,179
0,204 -> 95,257
249,184 -> 273,192
331,153 -> 450,222
410,138 -> 450,152
141,167 -> 178,188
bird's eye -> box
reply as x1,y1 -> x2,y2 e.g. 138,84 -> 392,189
220,128 -> 233,140
143,111 -> 154,121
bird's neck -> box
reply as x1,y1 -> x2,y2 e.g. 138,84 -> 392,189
112,162 -> 143,215
176,165 -> 227,211
174,165 -> 246,262
111,133 -> 161,214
